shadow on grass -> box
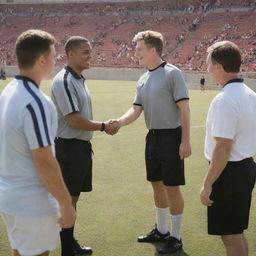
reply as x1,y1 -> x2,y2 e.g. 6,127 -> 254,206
152,242 -> 190,256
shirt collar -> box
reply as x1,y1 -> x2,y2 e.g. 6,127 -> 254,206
65,66 -> 85,80
223,78 -> 244,88
148,61 -> 166,72
15,75 -> 39,88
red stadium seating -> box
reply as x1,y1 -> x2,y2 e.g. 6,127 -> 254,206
0,0 -> 255,72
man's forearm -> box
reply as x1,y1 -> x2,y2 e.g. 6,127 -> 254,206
204,141 -> 233,186
65,113 -> 102,131
118,106 -> 142,127
180,105 -> 190,143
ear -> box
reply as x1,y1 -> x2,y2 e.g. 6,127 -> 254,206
216,63 -> 224,72
150,47 -> 156,55
36,55 -> 46,67
67,50 -> 74,58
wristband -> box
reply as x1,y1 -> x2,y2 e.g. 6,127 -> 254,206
100,122 -> 105,132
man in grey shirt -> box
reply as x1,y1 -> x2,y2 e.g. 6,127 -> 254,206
117,30 -> 191,254
51,36 -> 118,256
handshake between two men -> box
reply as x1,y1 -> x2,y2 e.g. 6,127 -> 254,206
103,119 -> 121,136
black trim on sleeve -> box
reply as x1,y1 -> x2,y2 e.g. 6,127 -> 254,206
26,104 -> 43,148
133,103 -> 142,106
23,80 -> 51,146
64,70 -> 77,113
175,97 -> 190,103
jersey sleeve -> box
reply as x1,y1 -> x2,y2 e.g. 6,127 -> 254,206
169,69 -> 189,102
133,79 -> 143,106
211,97 -> 237,140
133,87 -> 142,106
51,78 -> 79,116
23,100 -> 55,150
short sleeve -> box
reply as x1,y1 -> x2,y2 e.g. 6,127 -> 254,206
211,97 -> 237,139
51,78 -> 79,116
23,100 -> 55,150
133,86 -> 142,106
169,69 -> 189,102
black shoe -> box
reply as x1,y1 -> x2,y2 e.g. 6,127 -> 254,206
73,239 -> 93,255
158,236 -> 182,254
137,228 -> 170,243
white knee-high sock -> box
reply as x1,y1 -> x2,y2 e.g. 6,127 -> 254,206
171,214 -> 183,240
155,207 -> 169,235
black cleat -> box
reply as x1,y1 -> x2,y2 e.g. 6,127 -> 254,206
158,236 -> 182,254
137,228 -> 170,243
73,239 -> 93,255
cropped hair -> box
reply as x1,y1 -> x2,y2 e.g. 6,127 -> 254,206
15,29 -> 56,69
65,36 -> 89,55
207,41 -> 241,73
133,30 -> 164,56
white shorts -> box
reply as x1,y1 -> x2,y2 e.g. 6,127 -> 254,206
1,212 -> 60,256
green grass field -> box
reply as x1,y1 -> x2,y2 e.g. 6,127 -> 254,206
0,78 -> 256,256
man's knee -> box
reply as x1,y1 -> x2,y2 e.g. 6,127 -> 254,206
221,234 -> 245,246
165,186 -> 182,198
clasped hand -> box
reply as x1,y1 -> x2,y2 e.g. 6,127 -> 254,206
104,119 -> 120,135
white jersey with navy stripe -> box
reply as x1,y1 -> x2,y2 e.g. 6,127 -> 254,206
51,66 -> 93,141
0,75 -> 58,217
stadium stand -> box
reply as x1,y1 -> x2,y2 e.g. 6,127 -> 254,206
0,0 -> 255,71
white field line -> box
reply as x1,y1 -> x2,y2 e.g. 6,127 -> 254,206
93,124 -> 205,139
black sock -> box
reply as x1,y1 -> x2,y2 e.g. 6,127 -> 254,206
60,227 -> 75,256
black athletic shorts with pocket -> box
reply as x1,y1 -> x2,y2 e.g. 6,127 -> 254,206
55,138 -> 93,196
145,127 -> 185,186
208,157 -> 256,235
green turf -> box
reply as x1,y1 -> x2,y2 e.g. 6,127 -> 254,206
0,78 -> 256,256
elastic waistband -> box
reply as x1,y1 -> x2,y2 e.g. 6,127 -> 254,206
55,137 -> 90,143
227,157 -> 253,164
148,127 -> 181,134
209,157 -> 253,165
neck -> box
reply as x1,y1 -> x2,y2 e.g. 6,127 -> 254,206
67,63 -> 82,76
219,73 -> 238,87
19,69 -> 42,87
147,57 -> 163,70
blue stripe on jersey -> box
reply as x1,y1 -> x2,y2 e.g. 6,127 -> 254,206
26,104 -> 43,148
64,70 -> 76,112
23,80 -> 51,145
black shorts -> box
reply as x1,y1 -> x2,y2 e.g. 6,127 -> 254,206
55,138 -> 93,196
145,127 -> 185,186
208,157 -> 256,235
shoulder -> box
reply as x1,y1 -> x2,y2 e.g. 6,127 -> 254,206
164,63 -> 183,75
137,71 -> 149,87
52,68 -> 66,86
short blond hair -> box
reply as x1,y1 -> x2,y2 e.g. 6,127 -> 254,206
133,30 -> 164,56
207,41 -> 241,73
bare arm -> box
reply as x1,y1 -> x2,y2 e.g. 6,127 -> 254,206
65,112 -> 102,131
200,137 -> 233,206
32,146 -> 76,228
65,112 -> 119,134
118,105 -> 143,127
177,100 -> 191,159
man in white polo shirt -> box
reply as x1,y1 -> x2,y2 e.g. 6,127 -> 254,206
200,41 -> 256,256
0,30 -> 76,256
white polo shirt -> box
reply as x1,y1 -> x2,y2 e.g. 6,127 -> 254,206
0,75 -> 58,217
205,79 -> 256,161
